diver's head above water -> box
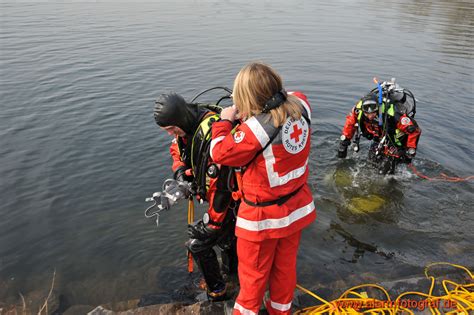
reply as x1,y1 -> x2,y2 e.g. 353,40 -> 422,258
361,94 -> 379,121
153,92 -> 200,136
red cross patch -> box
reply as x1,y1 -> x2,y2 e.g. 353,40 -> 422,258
282,117 -> 308,154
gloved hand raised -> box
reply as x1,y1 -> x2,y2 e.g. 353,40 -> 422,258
337,137 -> 351,158
187,220 -> 219,241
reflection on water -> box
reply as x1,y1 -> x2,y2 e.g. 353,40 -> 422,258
394,0 -> 474,59
0,0 -> 473,310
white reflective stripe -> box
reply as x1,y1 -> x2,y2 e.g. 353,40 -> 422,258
270,300 -> 292,312
233,302 -> 257,315
298,98 -> 311,121
246,113 -> 308,188
209,136 -> 225,160
236,201 -> 315,232
245,116 -> 269,147
264,144 -> 308,187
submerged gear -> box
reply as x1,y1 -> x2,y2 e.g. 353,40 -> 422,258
154,93 -> 202,135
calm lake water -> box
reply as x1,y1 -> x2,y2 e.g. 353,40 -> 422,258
1,0 -> 473,311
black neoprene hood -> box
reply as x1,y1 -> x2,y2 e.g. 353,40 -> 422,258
153,92 -> 200,135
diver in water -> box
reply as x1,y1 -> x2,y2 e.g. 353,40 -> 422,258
337,80 -> 421,174
153,93 -> 238,301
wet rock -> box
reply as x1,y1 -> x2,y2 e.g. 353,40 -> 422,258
51,294 -> 70,314
440,242 -> 464,256
138,293 -> 173,307
199,300 -> 234,315
87,305 -> 114,315
101,299 -> 140,312
86,301 -> 234,315
63,305 -> 96,315
21,288 -> 59,314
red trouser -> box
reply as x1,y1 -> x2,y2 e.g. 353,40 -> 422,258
233,231 -> 302,315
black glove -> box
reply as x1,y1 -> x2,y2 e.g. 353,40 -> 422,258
402,148 -> 416,164
406,148 -> 416,159
187,220 -> 219,241
337,139 -> 351,158
174,166 -> 191,182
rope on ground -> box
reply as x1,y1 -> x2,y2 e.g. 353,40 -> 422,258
295,262 -> 473,315
407,164 -> 474,182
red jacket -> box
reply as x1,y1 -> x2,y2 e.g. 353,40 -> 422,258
210,92 -> 316,241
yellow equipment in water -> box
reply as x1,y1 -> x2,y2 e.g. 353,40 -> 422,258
333,167 -> 388,214
348,195 -> 386,214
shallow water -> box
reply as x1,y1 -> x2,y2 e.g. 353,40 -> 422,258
0,0 -> 473,309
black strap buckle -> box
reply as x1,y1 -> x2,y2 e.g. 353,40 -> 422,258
262,89 -> 287,113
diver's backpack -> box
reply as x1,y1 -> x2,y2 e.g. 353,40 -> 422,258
369,80 -> 416,118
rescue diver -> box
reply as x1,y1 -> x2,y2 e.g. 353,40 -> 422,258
210,62 -> 316,315
153,93 -> 238,301
338,81 -> 421,174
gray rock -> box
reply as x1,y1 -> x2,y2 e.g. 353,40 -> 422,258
63,305 -> 96,315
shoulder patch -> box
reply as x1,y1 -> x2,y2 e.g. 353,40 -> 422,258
282,117 -> 309,154
401,117 -> 411,125
233,131 -> 245,143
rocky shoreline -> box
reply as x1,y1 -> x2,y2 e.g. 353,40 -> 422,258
2,268 -> 467,315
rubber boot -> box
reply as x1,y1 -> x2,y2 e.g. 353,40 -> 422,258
193,248 -> 227,301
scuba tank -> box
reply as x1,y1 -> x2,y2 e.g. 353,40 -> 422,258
370,78 -> 416,118
189,87 -> 233,200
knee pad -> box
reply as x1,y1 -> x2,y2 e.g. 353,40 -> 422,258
185,238 -> 215,254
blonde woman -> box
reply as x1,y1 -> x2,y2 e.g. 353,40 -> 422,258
210,62 -> 316,314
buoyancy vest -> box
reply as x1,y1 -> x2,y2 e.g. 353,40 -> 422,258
191,112 -> 220,199
355,100 -> 403,146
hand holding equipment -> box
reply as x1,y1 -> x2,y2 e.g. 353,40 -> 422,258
144,179 -> 193,227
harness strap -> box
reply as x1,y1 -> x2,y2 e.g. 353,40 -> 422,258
243,185 -> 304,207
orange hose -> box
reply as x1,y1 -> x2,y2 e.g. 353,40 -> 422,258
408,164 -> 474,182
232,170 -> 244,201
